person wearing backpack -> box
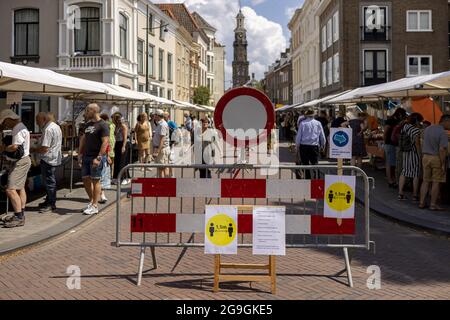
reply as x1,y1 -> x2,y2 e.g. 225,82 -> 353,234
383,108 -> 407,188
398,113 -> 424,201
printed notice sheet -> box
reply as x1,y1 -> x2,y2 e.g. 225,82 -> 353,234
252,206 -> 286,256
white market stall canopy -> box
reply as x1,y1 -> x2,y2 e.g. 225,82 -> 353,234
328,71 -> 450,104
0,61 -> 177,105
198,105 -> 215,112
0,61 -> 108,96
275,103 -> 301,113
173,100 -> 205,111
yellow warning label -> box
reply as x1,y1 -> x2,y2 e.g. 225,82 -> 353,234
325,182 -> 355,212
206,214 -> 237,246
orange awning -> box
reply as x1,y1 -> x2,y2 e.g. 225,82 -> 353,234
411,97 -> 443,125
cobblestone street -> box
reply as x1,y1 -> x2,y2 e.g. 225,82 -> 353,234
0,197 -> 449,300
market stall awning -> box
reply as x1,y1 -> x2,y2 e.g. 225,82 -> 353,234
198,105 -> 215,112
328,71 -> 450,104
359,71 -> 450,98
275,103 -> 301,113
173,100 -> 204,111
0,61 -> 108,97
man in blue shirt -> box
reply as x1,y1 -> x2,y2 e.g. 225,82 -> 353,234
296,109 -> 326,179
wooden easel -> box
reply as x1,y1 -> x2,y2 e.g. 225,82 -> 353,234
212,205 -> 277,294
213,254 -> 276,294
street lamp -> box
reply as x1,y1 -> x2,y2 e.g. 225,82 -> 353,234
144,5 -> 170,93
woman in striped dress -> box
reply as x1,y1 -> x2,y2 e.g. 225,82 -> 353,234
398,113 -> 424,201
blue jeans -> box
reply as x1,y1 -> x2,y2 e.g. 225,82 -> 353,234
40,160 -> 57,207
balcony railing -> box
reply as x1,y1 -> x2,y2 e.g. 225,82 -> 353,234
361,70 -> 391,87
360,26 -> 391,41
70,55 -> 104,69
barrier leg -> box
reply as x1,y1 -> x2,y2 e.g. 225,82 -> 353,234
343,247 -> 354,288
137,246 -> 146,286
150,246 -> 157,269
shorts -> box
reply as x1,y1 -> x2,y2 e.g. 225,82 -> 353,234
8,156 -> 32,190
82,155 -> 106,180
384,144 -> 397,167
155,147 -> 170,164
422,154 -> 446,183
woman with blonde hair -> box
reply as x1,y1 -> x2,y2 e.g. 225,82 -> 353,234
134,113 -> 152,168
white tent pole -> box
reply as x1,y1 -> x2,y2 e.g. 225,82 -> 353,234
69,97 -> 77,194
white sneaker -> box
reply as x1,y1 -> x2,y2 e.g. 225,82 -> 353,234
81,203 -> 93,213
99,192 -> 108,204
121,179 -> 130,185
83,205 -> 99,215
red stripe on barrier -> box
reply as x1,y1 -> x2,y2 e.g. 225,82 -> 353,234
221,179 -> 266,198
131,178 -> 177,197
310,216 -> 355,235
238,214 -> 253,234
130,214 -> 176,233
311,180 -> 325,199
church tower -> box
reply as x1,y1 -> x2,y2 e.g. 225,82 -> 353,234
232,6 -> 250,88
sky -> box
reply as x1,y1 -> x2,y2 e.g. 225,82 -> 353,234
156,0 -> 305,87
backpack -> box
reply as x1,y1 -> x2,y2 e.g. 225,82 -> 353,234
390,123 -> 404,146
2,135 -> 24,160
398,129 -> 413,152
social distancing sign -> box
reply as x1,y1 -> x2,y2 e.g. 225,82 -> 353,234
329,128 -> 352,159
205,206 -> 238,254
324,175 -> 356,219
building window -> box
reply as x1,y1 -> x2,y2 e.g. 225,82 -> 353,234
363,6 -> 387,41
167,53 -> 173,82
364,50 -> 387,86
138,84 -> 144,92
167,89 -> 172,100
333,12 -> 339,42
407,10 -> 432,32
148,13 -> 154,34
137,40 -> 144,74
14,8 -> 39,57
119,13 -> 128,59
333,53 -> 340,83
327,58 -> 332,86
407,55 -> 432,76
327,19 -> 332,48
160,20 -> 166,40
321,26 -> 326,52
74,7 -> 100,55
322,61 -> 327,87
148,45 -> 154,77
159,49 -> 164,80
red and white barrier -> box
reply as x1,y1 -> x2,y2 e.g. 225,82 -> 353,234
129,178 -> 355,235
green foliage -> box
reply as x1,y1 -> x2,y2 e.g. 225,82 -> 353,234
192,86 -> 211,106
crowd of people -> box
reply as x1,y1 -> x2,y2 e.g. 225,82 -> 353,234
0,103 -> 210,228
278,107 -> 449,210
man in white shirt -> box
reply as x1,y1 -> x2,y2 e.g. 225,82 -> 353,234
31,112 -> 62,213
0,109 -> 31,228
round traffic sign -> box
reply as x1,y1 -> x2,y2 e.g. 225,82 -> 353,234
214,87 -> 275,146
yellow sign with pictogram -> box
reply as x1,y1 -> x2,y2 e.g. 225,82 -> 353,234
324,175 -> 356,219
326,182 -> 355,211
205,206 -> 238,254
206,214 -> 237,247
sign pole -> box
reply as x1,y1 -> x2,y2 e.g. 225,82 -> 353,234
213,254 -> 221,293
337,158 -> 343,226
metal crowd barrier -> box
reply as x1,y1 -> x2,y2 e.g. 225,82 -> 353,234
113,164 -> 375,288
